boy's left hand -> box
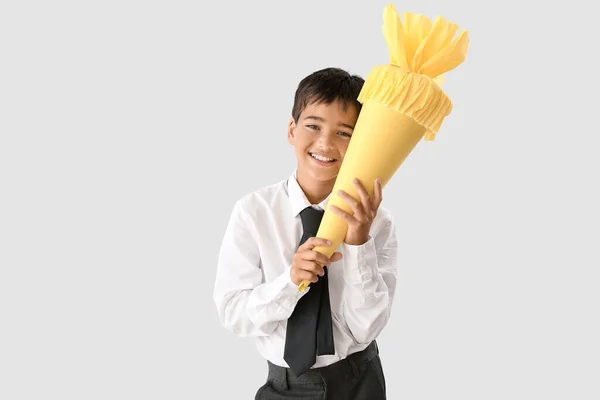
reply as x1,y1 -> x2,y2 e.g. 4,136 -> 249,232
330,178 -> 383,246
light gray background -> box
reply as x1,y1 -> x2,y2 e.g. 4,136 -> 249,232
1,0 -> 599,398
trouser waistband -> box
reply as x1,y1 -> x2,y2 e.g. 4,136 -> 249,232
267,341 -> 379,385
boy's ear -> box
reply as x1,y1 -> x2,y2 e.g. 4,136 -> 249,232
287,117 -> 296,145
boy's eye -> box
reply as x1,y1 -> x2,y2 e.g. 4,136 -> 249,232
306,124 -> 319,130
338,131 -> 351,138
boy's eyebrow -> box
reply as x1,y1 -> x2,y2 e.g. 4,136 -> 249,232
304,115 -> 355,130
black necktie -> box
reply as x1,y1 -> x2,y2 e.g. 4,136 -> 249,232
283,206 -> 335,377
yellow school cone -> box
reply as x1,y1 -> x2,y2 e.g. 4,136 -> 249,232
298,4 -> 469,292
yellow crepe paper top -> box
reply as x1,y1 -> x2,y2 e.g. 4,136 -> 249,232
357,4 -> 469,140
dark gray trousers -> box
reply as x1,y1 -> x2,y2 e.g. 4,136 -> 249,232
255,341 -> 386,400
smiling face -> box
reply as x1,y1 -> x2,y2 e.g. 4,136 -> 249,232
288,99 -> 359,194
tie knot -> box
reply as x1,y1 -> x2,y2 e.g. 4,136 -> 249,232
300,206 -> 324,236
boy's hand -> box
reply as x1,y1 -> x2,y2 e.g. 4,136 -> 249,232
290,237 -> 343,286
330,178 -> 383,246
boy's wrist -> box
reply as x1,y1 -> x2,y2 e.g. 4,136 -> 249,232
341,236 -> 377,284
281,265 -> 307,296
343,235 -> 373,248
344,233 -> 370,246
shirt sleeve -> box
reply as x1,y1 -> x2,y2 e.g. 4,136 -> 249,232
213,198 -> 307,337
340,210 -> 398,344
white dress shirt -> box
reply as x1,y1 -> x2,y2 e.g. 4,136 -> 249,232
213,170 -> 398,369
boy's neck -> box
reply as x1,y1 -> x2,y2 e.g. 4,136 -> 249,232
296,169 -> 336,205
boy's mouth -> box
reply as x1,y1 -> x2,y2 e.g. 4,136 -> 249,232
309,152 -> 336,163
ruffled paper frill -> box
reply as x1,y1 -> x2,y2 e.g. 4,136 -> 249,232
360,4 -> 469,141
357,64 -> 451,141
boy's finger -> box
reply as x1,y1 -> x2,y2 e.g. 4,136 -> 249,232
330,205 -> 357,224
301,237 -> 331,250
337,189 -> 361,213
372,178 -> 383,210
301,262 -> 324,276
353,178 -> 371,211
303,251 -> 330,267
296,269 -> 319,283
329,252 -> 343,263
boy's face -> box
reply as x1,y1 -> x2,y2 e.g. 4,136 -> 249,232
288,99 -> 359,185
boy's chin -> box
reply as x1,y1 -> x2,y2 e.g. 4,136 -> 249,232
305,165 -> 339,182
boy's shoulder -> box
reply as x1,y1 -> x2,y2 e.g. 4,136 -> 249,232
232,177 -> 290,216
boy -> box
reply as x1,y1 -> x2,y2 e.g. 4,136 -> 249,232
213,67 -> 398,399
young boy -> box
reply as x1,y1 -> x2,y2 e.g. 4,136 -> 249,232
213,67 -> 398,399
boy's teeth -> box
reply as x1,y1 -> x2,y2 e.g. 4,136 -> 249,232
311,153 -> 333,162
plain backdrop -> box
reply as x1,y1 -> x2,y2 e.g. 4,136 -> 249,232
1,0 -> 599,399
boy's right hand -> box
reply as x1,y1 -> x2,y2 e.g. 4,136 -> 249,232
290,238 -> 342,286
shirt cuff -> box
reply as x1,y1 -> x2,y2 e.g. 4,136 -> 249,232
342,236 -> 378,285
266,264 -> 308,304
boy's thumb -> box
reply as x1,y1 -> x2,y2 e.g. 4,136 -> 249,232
330,252 -> 343,263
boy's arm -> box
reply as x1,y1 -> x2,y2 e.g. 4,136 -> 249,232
339,211 -> 398,344
213,199 -> 305,337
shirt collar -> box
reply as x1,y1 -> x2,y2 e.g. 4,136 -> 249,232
287,169 -> 331,217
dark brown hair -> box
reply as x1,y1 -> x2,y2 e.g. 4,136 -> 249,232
291,67 -> 364,122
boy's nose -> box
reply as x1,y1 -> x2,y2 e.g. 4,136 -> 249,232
316,132 -> 334,148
